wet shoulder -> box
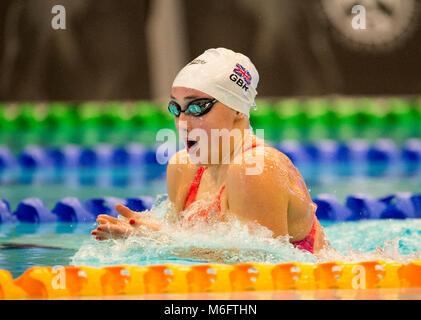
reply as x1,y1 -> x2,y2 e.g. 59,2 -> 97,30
226,145 -> 295,194
262,146 -> 310,196
229,144 -> 294,177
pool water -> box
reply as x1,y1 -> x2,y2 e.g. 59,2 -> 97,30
1,162 -> 420,279
1,209 -> 420,279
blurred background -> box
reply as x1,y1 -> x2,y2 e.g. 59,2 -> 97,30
1,0 -> 421,101
0,0 -> 421,210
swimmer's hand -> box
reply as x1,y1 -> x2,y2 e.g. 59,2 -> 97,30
91,204 -> 162,241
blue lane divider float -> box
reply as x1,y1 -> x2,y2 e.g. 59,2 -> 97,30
345,194 -> 388,220
5,196 -> 156,224
379,193 -> 418,219
367,139 -> 400,163
336,139 -> 370,162
0,199 -> 17,223
1,193 -> 420,224
325,193 -> 421,221
52,198 -> 96,223
411,194 -> 421,213
47,145 -> 82,167
111,143 -> 147,166
304,140 -> 342,162
84,196 -> 156,218
11,144 -> 151,170
313,194 -> 352,221
14,198 -> 58,223
17,146 -> 53,169
126,196 -> 155,212
84,197 -> 125,218
1,138 -> 421,170
0,147 -> 14,169
79,144 -> 115,167
277,140 -> 310,163
279,138 -> 415,164
312,193 -> 421,221
402,139 -> 421,162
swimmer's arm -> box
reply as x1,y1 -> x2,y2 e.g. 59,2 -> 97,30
167,150 -> 197,213
166,153 -> 180,204
167,151 -> 191,202
226,156 -> 289,238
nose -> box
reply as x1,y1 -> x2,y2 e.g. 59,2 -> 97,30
179,111 -> 190,122
177,112 -> 192,129
175,113 -> 191,135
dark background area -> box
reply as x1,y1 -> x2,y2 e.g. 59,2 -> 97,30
0,0 -> 420,102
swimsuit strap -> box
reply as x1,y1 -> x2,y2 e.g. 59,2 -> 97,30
244,141 -> 259,152
184,166 -> 207,210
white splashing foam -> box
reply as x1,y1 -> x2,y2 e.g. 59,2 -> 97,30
71,195 -> 421,267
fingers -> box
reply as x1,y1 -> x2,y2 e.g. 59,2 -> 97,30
91,225 -> 110,240
91,223 -> 132,240
91,206 -> 161,241
96,215 -> 120,225
115,204 -> 136,220
91,228 -> 107,240
100,205 -> 145,223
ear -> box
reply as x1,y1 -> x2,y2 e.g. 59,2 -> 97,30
235,111 -> 246,120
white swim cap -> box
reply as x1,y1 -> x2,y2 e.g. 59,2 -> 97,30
172,48 -> 259,118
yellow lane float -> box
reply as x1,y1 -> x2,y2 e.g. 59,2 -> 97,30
0,260 -> 420,299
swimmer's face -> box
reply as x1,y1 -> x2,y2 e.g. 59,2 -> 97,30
171,86 -> 246,165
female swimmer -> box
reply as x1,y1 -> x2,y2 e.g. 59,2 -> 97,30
91,48 -> 328,254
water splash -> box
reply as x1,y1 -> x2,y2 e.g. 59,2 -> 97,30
71,195 -> 421,267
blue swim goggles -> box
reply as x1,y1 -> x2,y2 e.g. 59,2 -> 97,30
168,98 -> 218,118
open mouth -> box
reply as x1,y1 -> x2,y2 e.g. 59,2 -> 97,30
187,139 -> 198,151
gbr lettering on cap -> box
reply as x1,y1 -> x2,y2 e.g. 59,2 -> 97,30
229,63 -> 252,92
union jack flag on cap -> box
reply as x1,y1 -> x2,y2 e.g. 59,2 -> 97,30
233,63 -> 252,85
